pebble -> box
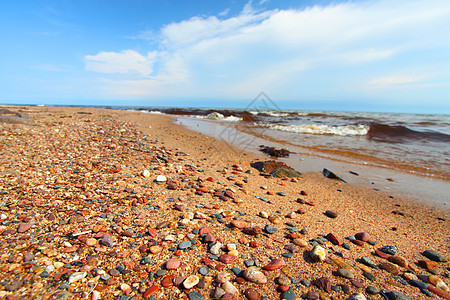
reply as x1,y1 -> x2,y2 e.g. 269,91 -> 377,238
347,293 -> 367,300
68,272 -> 87,283
280,289 -> 297,300
156,175 -> 167,182
380,262 -> 399,275
188,291 -> 204,300
363,272 -> 376,281
418,260 -> 439,270
244,288 -> 261,300
325,210 -> 338,218
380,245 -> 397,255
337,268 -> 354,279
178,241 -> 192,250
304,291 -> 320,299
423,249 -> 448,262
199,266 -> 209,275
361,256 -> 379,269
366,286 -> 379,295
409,279 -> 428,290
313,277 -> 331,293
310,245 -> 327,262
326,232 -> 342,245
243,267 -> 267,284
101,235 -> 114,247
166,258 -> 181,270
263,258 -> 285,270
264,224 -> 278,234
183,275 -> 200,289
222,281 -> 239,295
388,255 -> 408,267
354,232 -> 371,242
17,223 -> 31,233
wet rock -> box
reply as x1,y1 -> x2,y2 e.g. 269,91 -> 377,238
259,146 -> 290,157
423,250 -> 448,262
323,168 -> 346,182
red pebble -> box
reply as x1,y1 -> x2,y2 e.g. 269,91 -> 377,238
277,285 -> 290,292
199,227 -> 212,235
326,233 -> 342,246
161,275 -> 175,287
375,249 -> 391,259
263,258 -> 286,271
143,285 -> 159,298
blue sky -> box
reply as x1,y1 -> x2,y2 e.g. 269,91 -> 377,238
1,0 -> 449,113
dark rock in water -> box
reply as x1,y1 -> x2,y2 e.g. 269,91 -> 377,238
272,168 -> 302,178
380,290 -> 411,300
422,249 -> 448,262
251,160 -> 293,173
322,168 -> 346,182
259,145 -> 290,157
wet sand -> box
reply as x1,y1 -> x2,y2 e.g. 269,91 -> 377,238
0,105 -> 449,299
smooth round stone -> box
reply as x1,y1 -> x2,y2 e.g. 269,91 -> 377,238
280,289 -> 297,300
355,232 -> 371,242
244,260 -> 255,267
188,291 -> 204,300
155,269 -> 166,277
263,258 -> 285,271
423,249 -> 448,262
304,291 -> 320,299
178,241 -> 192,250
380,245 -> 397,255
277,274 -> 291,286
300,279 -> 311,287
409,279 -> 428,290
166,258 -> 181,270
366,286 -> 380,295
361,256 -> 378,269
244,288 -> 260,300
243,267 -> 267,284
282,253 -> 293,259
363,272 -> 376,281
337,268 -> 354,279
183,275 -> 199,289
264,225 -> 278,234
347,293 -> 367,300
199,266 -> 209,275
325,210 -> 338,218
109,269 -> 120,277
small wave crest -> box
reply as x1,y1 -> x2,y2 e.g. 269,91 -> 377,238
193,112 -> 242,121
261,123 -> 369,136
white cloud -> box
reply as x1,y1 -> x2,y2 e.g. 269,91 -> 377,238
368,75 -> 426,88
85,50 -> 157,76
85,0 -> 450,99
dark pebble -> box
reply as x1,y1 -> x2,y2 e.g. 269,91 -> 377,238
300,279 -> 311,287
325,210 -> 338,218
422,249 -> 448,262
366,286 -> 379,295
380,245 -> 397,255
280,289 -> 296,300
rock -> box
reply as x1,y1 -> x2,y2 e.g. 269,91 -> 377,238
347,293 -> 367,300
243,267 -> 267,284
264,224 -> 278,234
429,275 -> 449,291
423,250 -> 448,262
230,220 -> 247,229
178,241 -> 192,250
418,260 -> 439,270
323,168 -> 346,182
310,245 -> 327,262
222,281 -> 239,295
219,255 -> 237,264
380,245 -> 397,255
283,244 -> 299,253
366,286 -> 380,295
381,291 -> 411,300
337,268 -> 354,279
354,232 -> 371,242
388,255 -> 408,267
269,215 -> 283,224
326,233 -> 342,245
380,262 -> 399,274
360,256 -> 378,269
427,285 -> 450,299
293,238 -> 308,247
156,175 -> 167,182
209,242 -> 222,255
101,235 -> 114,247
243,226 -> 262,236
304,291 -> 320,299
272,168 -> 302,178
68,272 -> 87,283
325,210 -> 338,218
142,170 -> 150,178
259,211 -> 269,218
263,258 -> 285,271
409,279 -> 428,290
183,275 -> 200,289
166,258 -> 181,270
143,285 -> 159,298
5,280 -> 23,291
17,223 -> 31,233
188,291 -> 204,300
244,288 -> 261,300
313,276 -> 331,293
280,289 -> 297,300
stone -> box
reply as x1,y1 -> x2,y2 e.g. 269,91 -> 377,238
243,226 -> 262,236
161,275 -> 175,287
68,272 -> 87,283
418,260 -> 439,270
337,268 -> 354,279
166,258 -> 181,270
429,275 -> 449,291
244,287 -> 261,300
293,238 -> 308,247
423,250 -> 448,262
101,235 -> 114,247
17,223 -> 31,233
188,291 -> 204,300
219,254 -> 237,264
243,267 -> 267,284
360,256 -> 378,269
381,291 -> 411,300
183,275 -> 199,289
222,281 -> 239,295
263,258 -> 285,271
264,224 -> 278,234
310,245 -> 327,262
366,286 -> 380,295
313,277 -> 331,293
210,242 -> 222,255
380,245 -> 397,255
5,280 -> 23,291
325,210 -> 338,218
354,232 -> 371,242
178,241 -> 192,250
156,175 -> 167,182
304,291 -> 320,299
409,279 -> 428,290
380,262 -> 399,274
230,220 -> 247,229
143,285 -> 159,298
272,168 -> 302,178
268,215 -> 283,224
347,293 -> 367,300
284,244 -> 299,253
388,255 -> 408,267
280,289 -> 297,300
326,233 -> 342,245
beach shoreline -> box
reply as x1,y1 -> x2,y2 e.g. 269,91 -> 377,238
0,105 -> 449,299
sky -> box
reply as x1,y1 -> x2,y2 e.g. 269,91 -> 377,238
1,0 -> 450,113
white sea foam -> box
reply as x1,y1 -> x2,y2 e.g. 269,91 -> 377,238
193,112 -> 242,121
261,123 -> 369,136
261,111 -> 289,117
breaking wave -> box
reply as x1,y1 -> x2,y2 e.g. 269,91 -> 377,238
261,123 -> 370,136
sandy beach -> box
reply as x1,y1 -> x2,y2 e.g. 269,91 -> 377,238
0,105 -> 449,299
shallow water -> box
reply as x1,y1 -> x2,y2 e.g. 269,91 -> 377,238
176,117 -> 450,210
